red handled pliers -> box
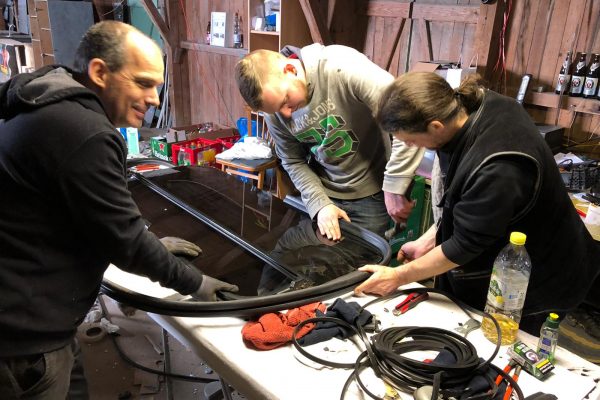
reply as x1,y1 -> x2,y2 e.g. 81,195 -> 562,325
392,292 -> 429,316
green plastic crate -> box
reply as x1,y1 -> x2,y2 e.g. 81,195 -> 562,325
389,175 -> 427,266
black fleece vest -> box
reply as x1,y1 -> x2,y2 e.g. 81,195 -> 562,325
436,90 -> 599,316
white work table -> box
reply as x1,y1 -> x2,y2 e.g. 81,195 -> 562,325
151,292 -> 599,400
104,268 -> 599,399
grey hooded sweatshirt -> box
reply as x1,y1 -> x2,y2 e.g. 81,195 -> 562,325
267,44 -> 424,218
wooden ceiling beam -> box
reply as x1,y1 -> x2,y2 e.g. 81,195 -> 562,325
412,4 -> 479,24
298,0 -> 332,45
364,1 -> 411,18
140,0 -> 171,48
474,1 -> 504,82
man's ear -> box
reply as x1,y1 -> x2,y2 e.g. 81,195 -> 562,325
87,58 -> 110,89
427,120 -> 445,135
283,63 -> 297,76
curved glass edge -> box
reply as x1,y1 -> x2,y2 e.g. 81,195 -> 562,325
102,164 -> 391,317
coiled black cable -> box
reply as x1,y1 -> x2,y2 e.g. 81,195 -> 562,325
291,287 -> 524,400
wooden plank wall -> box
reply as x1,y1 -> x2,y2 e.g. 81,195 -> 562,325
175,0 -> 598,157
493,0 -> 600,157
323,0 -> 483,77
179,0 -> 487,127
180,0 -> 247,127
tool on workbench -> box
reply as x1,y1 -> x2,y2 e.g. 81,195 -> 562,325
384,220 -> 407,241
503,365 -> 521,400
495,360 -> 517,386
392,292 -> 429,316
454,318 -> 481,337
384,179 -> 417,241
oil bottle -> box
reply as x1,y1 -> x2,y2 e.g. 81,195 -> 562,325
481,232 -> 532,345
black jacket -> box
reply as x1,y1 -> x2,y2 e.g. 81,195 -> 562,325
435,90 -> 600,316
0,66 -> 202,357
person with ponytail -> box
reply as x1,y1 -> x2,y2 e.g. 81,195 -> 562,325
354,72 -> 600,335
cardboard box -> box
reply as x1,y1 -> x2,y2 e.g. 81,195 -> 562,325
508,341 -> 554,380
412,61 -> 476,88
167,123 -> 236,143
150,136 -> 173,162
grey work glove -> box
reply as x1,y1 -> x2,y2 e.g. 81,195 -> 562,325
192,276 -> 239,302
159,236 -> 202,257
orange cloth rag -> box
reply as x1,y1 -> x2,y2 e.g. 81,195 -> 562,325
241,302 -> 326,350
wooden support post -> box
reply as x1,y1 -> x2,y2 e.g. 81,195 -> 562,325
474,1 -> 504,82
298,0 -> 332,45
139,0 -> 190,126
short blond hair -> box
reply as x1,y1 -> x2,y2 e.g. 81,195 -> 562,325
234,49 -> 285,110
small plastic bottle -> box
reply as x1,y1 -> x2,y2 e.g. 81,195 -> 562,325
177,146 -> 190,166
537,313 -> 560,363
481,232 -> 532,345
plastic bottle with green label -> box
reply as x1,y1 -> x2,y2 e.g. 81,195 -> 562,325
481,232 -> 532,345
537,313 -> 560,362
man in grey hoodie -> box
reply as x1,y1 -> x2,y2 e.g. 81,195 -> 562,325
0,21 -> 237,399
235,45 -> 424,241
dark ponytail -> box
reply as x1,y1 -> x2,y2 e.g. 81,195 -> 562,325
455,74 -> 486,113
377,72 -> 486,134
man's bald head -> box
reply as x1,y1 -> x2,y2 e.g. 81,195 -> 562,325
73,21 -> 159,75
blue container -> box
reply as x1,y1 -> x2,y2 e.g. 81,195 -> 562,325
265,14 -> 277,27
236,117 -> 262,142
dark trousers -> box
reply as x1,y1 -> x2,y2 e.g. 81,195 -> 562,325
0,339 -> 88,400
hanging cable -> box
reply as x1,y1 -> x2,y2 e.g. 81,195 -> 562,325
492,0 -> 513,94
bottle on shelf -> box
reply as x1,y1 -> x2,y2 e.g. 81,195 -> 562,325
583,53 -> 600,99
206,22 -> 211,45
178,146 -> 191,166
233,11 -> 243,49
569,52 -> 588,97
516,73 -> 532,105
537,313 -> 560,363
481,232 -> 532,345
554,51 -> 573,94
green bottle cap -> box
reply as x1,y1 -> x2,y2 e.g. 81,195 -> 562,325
510,232 -> 527,245
546,313 -> 560,329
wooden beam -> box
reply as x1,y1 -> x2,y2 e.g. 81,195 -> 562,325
364,1 -> 410,18
412,4 -> 479,24
387,19 -> 405,72
164,0 -> 190,126
181,41 -> 248,57
417,19 -> 432,62
327,0 -> 336,30
526,91 -> 600,116
298,0 -> 332,45
473,1 -> 504,82
140,0 -> 171,48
